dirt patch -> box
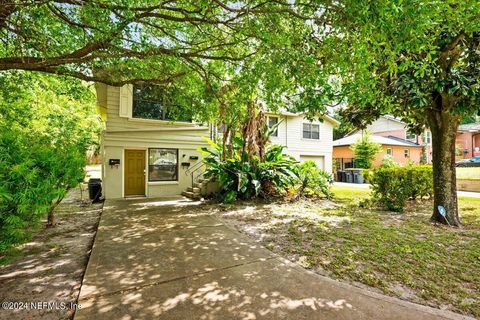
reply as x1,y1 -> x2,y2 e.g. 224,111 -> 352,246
0,185 -> 102,320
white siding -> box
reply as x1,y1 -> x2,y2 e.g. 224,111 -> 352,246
266,113 -> 335,173
105,86 -> 205,132
366,117 -> 406,134
100,85 -> 209,199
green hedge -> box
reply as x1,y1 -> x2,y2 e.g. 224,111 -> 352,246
0,72 -> 102,252
370,165 -> 433,211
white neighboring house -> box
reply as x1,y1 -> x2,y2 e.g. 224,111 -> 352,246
265,111 -> 339,173
96,83 -> 338,199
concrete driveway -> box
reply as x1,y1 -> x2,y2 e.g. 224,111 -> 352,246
74,197 -> 472,320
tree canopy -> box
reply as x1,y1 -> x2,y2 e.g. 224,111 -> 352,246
0,1 -> 321,86
300,0 -> 480,225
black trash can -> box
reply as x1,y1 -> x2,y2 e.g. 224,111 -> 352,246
88,178 -> 102,202
336,170 -> 342,182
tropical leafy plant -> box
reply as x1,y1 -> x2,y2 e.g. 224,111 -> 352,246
201,137 -> 298,203
294,161 -> 333,200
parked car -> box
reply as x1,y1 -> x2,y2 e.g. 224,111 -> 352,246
456,156 -> 480,167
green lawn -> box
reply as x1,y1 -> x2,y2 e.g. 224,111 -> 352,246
273,185 -> 480,317
456,167 -> 480,180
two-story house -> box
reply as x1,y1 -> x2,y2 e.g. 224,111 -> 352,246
265,111 -> 338,173
96,84 -> 338,199
333,115 -> 430,169
96,84 -> 210,199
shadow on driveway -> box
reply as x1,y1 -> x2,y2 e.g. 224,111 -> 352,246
75,197 -> 472,320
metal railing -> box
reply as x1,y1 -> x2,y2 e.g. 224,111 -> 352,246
185,161 -> 206,187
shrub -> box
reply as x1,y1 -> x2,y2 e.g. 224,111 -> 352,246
201,138 -> 298,203
295,161 -> 333,199
370,165 -> 433,211
380,155 -> 398,168
0,72 -> 102,251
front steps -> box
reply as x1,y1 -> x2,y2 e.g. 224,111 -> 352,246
181,178 -> 208,200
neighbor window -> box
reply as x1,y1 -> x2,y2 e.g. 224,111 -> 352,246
303,123 -> 320,139
423,131 -> 432,144
268,116 -> 279,137
404,149 -> 410,158
386,148 -> 393,156
132,85 -> 191,122
148,148 -> 178,181
406,130 -> 416,140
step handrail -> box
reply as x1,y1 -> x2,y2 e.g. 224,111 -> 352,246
189,162 -> 206,187
185,160 -> 204,175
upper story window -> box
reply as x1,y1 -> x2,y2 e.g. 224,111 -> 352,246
303,123 -> 320,139
132,84 -> 191,122
404,149 -> 410,158
387,148 -> 393,156
267,116 -> 279,137
406,130 -> 416,141
423,131 -> 431,144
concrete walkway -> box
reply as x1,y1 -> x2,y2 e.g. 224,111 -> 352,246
74,197 -> 473,320
334,182 -> 480,198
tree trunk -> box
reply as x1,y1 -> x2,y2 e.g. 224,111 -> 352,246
427,104 -> 460,226
46,197 -> 63,227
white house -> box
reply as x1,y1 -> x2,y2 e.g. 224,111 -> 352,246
96,83 -> 338,199
265,111 -> 339,173
96,84 -> 210,199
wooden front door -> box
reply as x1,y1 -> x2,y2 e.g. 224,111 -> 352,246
124,150 -> 146,196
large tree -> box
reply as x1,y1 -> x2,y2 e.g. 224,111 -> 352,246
0,0 -> 317,86
303,0 -> 480,226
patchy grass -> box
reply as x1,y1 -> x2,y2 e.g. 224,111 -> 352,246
331,184 -> 370,202
212,187 -> 480,318
457,167 -> 480,180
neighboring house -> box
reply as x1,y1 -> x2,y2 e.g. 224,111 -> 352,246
333,133 -> 424,169
356,115 -> 432,163
96,84 -> 338,199
265,111 -> 339,173
456,123 -> 480,160
333,116 -> 429,169
96,84 -> 210,199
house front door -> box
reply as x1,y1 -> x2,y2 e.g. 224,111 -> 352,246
124,149 -> 146,196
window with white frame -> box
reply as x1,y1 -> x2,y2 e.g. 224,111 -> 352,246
132,84 -> 192,122
423,131 -> 432,144
387,148 -> 393,156
404,149 -> 410,158
148,148 -> 178,181
267,116 -> 279,137
406,130 -> 416,141
303,123 -> 320,139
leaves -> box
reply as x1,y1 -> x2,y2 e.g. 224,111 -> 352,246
350,132 -> 383,169
202,134 -> 298,203
0,71 -> 102,251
